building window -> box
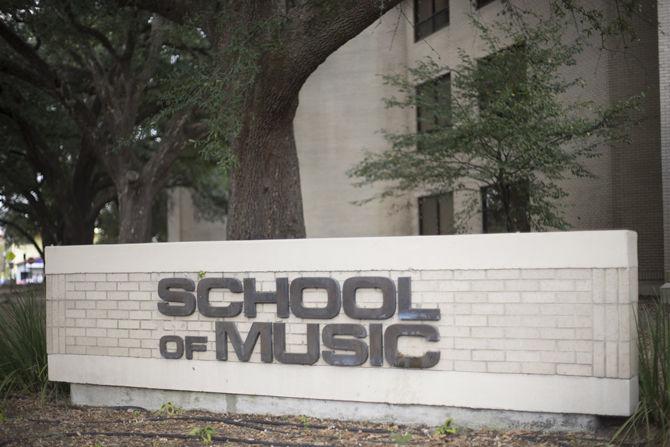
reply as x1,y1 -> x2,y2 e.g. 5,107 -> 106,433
476,0 -> 496,9
419,192 -> 454,235
481,182 -> 530,233
416,73 -> 451,151
415,0 -> 449,41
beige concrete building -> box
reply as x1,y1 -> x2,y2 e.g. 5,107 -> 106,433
169,0 -> 664,291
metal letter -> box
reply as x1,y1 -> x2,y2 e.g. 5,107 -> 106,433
157,278 -> 196,317
185,336 -> 207,360
398,277 -> 440,321
159,335 -> 184,359
384,324 -> 440,369
321,324 -> 368,366
273,323 -> 319,365
290,277 -> 341,319
215,321 -> 273,363
243,278 -> 289,318
342,277 -> 396,320
197,277 -> 243,318
369,323 -> 384,366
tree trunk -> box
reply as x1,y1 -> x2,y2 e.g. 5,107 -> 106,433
227,98 -> 306,240
62,216 -> 96,245
117,179 -> 155,243
61,190 -> 103,245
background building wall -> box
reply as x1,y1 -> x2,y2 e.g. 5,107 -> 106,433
609,0 -> 663,287
294,7 -> 415,237
658,0 -> 670,281
167,187 -> 226,242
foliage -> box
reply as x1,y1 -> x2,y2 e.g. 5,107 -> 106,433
157,401 -> 183,417
0,209 -> 43,259
297,414 -> 310,428
435,418 -> 458,436
547,0 -> 649,47
390,431 -> 413,444
349,11 -> 639,232
0,290 -> 62,400
188,425 -> 216,445
0,0 -> 218,243
159,10 -> 288,170
0,76 -> 107,248
613,298 -> 670,446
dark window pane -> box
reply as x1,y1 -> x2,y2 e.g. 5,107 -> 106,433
416,74 -> 451,149
433,9 -> 449,30
438,193 -> 455,234
434,74 -> 451,127
435,0 -> 449,11
419,193 -> 454,235
419,196 -> 439,235
481,187 -> 507,233
476,0 -> 496,8
417,0 -> 433,22
481,182 -> 530,233
416,20 -> 434,40
415,0 -> 449,41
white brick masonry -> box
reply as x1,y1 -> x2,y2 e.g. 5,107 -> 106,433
46,231 -> 638,416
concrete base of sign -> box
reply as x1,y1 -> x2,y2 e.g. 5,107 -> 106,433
70,384 -> 604,432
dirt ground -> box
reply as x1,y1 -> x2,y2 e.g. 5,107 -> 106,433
0,395 -> 627,447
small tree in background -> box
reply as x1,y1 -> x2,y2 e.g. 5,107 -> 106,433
350,12 -> 639,232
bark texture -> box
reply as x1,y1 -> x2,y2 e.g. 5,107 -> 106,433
228,98 -> 305,239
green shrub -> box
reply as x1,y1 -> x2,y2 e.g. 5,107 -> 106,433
157,401 -> 183,416
434,418 -> 457,436
188,426 -> 216,445
614,298 -> 670,446
0,290 -> 60,399
390,431 -> 413,444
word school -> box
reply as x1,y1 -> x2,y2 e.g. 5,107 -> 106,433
157,276 -> 442,369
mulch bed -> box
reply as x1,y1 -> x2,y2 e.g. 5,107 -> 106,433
0,395 -> 621,446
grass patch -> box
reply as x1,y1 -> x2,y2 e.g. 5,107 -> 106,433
613,297 -> 670,446
0,289 -> 64,401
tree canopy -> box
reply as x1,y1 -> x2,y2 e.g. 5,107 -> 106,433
0,0 -> 225,246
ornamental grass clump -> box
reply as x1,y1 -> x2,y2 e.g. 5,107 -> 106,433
0,290 -> 57,400
613,297 -> 670,446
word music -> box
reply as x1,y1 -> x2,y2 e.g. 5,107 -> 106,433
157,276 -> 441,369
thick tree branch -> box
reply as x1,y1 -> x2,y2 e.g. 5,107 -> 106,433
63,5 -> 120,59
137,17 -> 165,85
141,112 -> 192,189
0,20 -> 54,75
0,59 -> 58,95
285,1 -> 403,85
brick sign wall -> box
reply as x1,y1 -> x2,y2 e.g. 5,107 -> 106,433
46,231 -> 638,417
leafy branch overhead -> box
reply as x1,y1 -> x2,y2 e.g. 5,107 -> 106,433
350,11 -> 641,232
